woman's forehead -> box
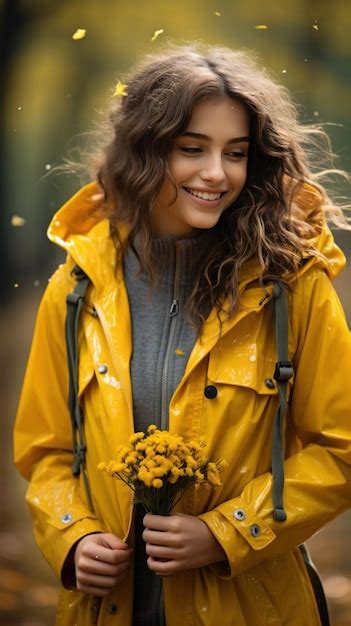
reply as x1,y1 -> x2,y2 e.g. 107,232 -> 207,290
184,97 -> 250,140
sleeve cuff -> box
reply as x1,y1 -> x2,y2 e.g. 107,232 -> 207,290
198,500 -> 276,577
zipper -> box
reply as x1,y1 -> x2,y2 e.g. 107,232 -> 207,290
160,241 -> 181,431
156,242 -> 181,626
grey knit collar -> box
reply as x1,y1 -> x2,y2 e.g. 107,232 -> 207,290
123,229 -> 219,286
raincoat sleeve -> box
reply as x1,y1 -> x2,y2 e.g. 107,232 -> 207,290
198,267 -> 351,578
13,261 -> 106,583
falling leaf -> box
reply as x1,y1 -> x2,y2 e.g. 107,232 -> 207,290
113,81 -> 128,97
11,215 -> 26,227
214,11 -> 221,16
254,24 -> 268,29
72,28 -> 86,40
175,348 -> 185,356
313,24 -> 319,30
151,29 -> 164,42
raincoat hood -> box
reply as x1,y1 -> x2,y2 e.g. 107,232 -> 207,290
48,180 -> 346,290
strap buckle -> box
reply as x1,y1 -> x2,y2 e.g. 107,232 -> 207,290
71,265 -> 88,281
274,361 -> 294,382
66,292 -> 82,305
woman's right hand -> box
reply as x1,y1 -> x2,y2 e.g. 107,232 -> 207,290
74,533 -> 133,596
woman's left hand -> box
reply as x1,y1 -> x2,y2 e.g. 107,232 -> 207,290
142,512 -> 227,575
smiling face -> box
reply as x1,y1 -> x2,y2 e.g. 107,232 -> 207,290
151,96 -> 250,237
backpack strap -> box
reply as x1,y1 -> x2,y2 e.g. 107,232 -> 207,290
65,265 -> 94,511
271,281 -> 294,522
271,283 -> 330,624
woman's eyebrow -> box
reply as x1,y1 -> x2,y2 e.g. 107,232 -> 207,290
181,131 -> 250,143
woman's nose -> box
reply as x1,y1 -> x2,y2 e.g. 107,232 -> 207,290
200,155 -> 226,183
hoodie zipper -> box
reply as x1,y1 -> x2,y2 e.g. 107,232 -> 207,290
152,242 -> 181,626
160,241 -> 181,431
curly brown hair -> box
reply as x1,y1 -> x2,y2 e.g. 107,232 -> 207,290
82,43 -> 349,328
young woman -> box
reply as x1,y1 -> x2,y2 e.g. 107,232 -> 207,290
14,44 -> 351,626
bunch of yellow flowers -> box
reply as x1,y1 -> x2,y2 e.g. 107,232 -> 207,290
98,425 -> 227,515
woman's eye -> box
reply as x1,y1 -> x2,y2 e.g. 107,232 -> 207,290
179,146 -> 202,154
227,150 -> 246,159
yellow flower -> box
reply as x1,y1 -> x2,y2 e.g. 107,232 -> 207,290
135,441 -> 148,451
143,458 -> 156,470
185,455 -> 198,469
138,468 -> 153,487
113,462 -> 128,473
207,463 -> 222,486
152,478 -> 163,488
125,453 -> 138,465
147,425 -> 158,434
129,432 -> 145,445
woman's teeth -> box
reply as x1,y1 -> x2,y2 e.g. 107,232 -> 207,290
185,188 -> 223,200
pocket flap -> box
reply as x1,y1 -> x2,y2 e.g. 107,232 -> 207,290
208,344 -> 281,396
47,510 -> 96,529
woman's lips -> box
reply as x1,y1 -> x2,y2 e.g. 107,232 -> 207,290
182,187 -> 226,207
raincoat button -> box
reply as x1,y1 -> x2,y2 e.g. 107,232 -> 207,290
233,508 -> 246,521
264,378 -> 275,389
98,364 -> 108,374
250,523 -> 261,537
204,385 -> 217,399
108,603 -> 118,615
60,513 -> 73,524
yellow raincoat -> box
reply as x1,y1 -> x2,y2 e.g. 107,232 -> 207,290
14,182 -> 351,626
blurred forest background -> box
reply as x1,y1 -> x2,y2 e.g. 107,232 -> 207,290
1,0 -> 351,624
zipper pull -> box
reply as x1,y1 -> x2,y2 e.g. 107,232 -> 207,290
169,299 -> 179,317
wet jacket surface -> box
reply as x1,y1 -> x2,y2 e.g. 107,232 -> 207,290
14,182 -> 351,626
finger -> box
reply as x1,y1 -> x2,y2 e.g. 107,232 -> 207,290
142,529 -> 176,547
78,558 -> 121,576
76,571 -> 121,589
82,544 -> 132,565
143,514 -> 175,531
145,543 -> 176,560
78,559 -> 131,582
147,556 -> 175,576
